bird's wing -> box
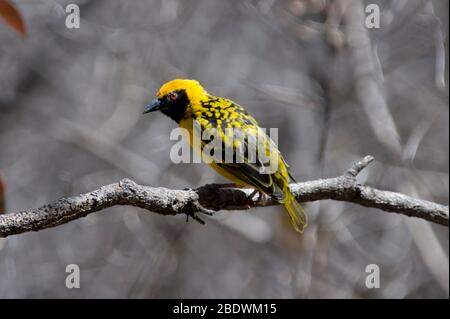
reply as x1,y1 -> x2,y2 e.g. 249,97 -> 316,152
198,98 -> 285,200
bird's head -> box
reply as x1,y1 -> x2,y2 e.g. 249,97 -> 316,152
144,79 -> 208,123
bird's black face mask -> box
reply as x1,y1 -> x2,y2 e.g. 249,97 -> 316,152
144,90 -> 190,124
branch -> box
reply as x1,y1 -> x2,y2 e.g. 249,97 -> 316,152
0,156 -> 448,238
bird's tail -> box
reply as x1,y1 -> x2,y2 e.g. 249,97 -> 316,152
283,190 -> 308,233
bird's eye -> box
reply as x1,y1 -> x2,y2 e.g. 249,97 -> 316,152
168,92 -> 178,101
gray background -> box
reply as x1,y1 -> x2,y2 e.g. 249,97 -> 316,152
0,0 -> 448,298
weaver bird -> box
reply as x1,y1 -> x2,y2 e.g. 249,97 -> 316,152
144,79 -> 308,233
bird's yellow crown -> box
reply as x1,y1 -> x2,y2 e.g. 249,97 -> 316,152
157,79 -> 208,106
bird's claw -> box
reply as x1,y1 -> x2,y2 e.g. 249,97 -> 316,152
249,189 -> 266,205
185,199 -> 215,225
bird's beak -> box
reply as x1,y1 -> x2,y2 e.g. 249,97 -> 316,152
143,99 -> 161,114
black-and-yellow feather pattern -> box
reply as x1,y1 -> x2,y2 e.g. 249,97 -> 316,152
153,79 -> 308,233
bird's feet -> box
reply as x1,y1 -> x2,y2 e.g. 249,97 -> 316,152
248,189 -> 267,206
184,198 -> 215,225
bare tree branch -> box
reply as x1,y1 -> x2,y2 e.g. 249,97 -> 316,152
0,156 -> 448,238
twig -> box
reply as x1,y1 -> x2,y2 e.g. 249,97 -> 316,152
0,156 -> 448,238
345,155 -> 374,177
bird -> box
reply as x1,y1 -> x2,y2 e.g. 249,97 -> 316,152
144,79 -> 308,233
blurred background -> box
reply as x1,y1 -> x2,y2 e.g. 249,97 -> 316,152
0,0 -> 448,298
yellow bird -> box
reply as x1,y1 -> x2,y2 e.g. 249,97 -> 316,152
144,79 -> 308,233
